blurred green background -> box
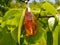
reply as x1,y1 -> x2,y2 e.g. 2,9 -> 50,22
0,0 -> 60,45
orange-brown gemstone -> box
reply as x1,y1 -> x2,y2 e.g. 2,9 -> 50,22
24,8 -> 37,36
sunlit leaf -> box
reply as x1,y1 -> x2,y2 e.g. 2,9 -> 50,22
2,8 -> 24,44
18,9 -> 25,44
41,2 -> 56,16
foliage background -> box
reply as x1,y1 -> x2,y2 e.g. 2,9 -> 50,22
0,0 -> 60,45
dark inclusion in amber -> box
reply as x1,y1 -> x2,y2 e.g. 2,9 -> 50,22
24,8 -> 37,36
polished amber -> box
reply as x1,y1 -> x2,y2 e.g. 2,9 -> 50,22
24,8 -> 37,36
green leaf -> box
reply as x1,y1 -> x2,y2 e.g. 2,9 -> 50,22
2,8 -> 25,45
11,27 -> 18,43
0,17 -> 2,26
18,9 -> 25,44
53,26 -> 58,45
46,31 -> 53,45
3,8 -> 23,27
0,26 -> 17,45
41,2 -> 56,16
0,27 -> 3,40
